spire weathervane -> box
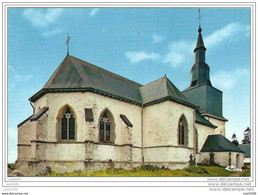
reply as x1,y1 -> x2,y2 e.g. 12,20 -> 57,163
197,8 -> 203,33
198,8 -> 201,27
66,33 -> 71,55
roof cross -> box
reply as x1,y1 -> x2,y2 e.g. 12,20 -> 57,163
66,33 -> 71,55
197,8 -> 202,27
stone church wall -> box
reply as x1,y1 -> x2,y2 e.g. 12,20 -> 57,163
195,123 -> 215,153
36,92 -> 142,146
204,116 -> 225,136
17,90 -> 233,175
19,92 -> 142,174
142,100 -> 195,167
199,152 -> 244,168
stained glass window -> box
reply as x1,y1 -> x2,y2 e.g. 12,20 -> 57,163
178,117 -> 187,145
99,112 -> 112,142
61,107 -> 75,140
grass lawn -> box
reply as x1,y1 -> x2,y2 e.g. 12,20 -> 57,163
41,165 -> 250,177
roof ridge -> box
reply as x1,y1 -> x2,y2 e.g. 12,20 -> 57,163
140,76 -> 165,89
68,55 -> 142,87
164,77 -> 169,96
166,78 -> 188,100
68,56 -> 87,86
43,55 -> 69,88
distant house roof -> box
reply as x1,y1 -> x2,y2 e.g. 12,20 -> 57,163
201,134 -> 245,153
195,110 -> 217,128
238,144 -> 250,158
29,55 -> 196,109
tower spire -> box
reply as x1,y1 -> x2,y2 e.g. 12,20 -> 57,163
194,24 -> 206,62
188,17 -> 212,88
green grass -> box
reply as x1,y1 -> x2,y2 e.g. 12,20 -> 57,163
41,165 -> 251,177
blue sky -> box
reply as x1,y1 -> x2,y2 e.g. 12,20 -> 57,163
8,8 -> 250,163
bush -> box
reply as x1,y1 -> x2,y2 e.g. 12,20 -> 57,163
242,165 -> 249,170
140,164 -> 170,171
8,163 -> 16,170
184,166 -> 208,174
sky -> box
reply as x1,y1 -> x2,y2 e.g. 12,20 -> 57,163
7,7 -> 250,163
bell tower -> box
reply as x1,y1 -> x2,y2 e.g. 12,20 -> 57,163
190,26 -> 212,87
182,26 -> 227,135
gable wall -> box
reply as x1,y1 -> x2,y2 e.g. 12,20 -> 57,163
142,100 -> 195,163
203,116 -> 225,136
195,123 -> 215,153
143,100 -> 195,147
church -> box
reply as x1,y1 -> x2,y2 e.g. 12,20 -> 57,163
16,26 -> 244,176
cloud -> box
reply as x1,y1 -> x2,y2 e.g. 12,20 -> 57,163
152,33 -> 165,43
23,8 -> 63,36
124,22 -> 249,67
125,51 -> 160,63
205,22 -> 244,48
163,40 -> 194,68
89,8 -> 99,17
211,68 -> 249,90
8,65 -> 15,72
8,65 -> 33,87
15,74 -> 33,82
163,22 -> 249,68
42,28 -> 64,37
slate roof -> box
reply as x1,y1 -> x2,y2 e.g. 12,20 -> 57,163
29,55 -> 196,109
30,55 -> 143,104
139,76 -> 196,108
201,134 -> 244,153
30,107 -> 49,121
195,110 -> 217,128
238,144 -> 250,158
194,27 -> 206,52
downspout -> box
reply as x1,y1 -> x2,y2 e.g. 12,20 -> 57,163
193,110 -> 197,165
30,101 -> 35,115
141,104 -> 144,166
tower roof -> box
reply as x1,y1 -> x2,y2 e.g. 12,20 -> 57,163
194,26 -> 206,52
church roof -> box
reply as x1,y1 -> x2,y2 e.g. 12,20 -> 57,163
195,110 -> 217,128
30,55 -> 196,109
139,76 -> 196,108
201,134 -> 244,153
30,55 -> 143,104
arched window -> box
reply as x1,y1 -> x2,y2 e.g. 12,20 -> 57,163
99,110 -> 115,143
61,107 -> 75,140
178,115 -> 188,146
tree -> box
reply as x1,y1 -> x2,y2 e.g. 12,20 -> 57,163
231,133 -> 239,146
242,127 -> 251,144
